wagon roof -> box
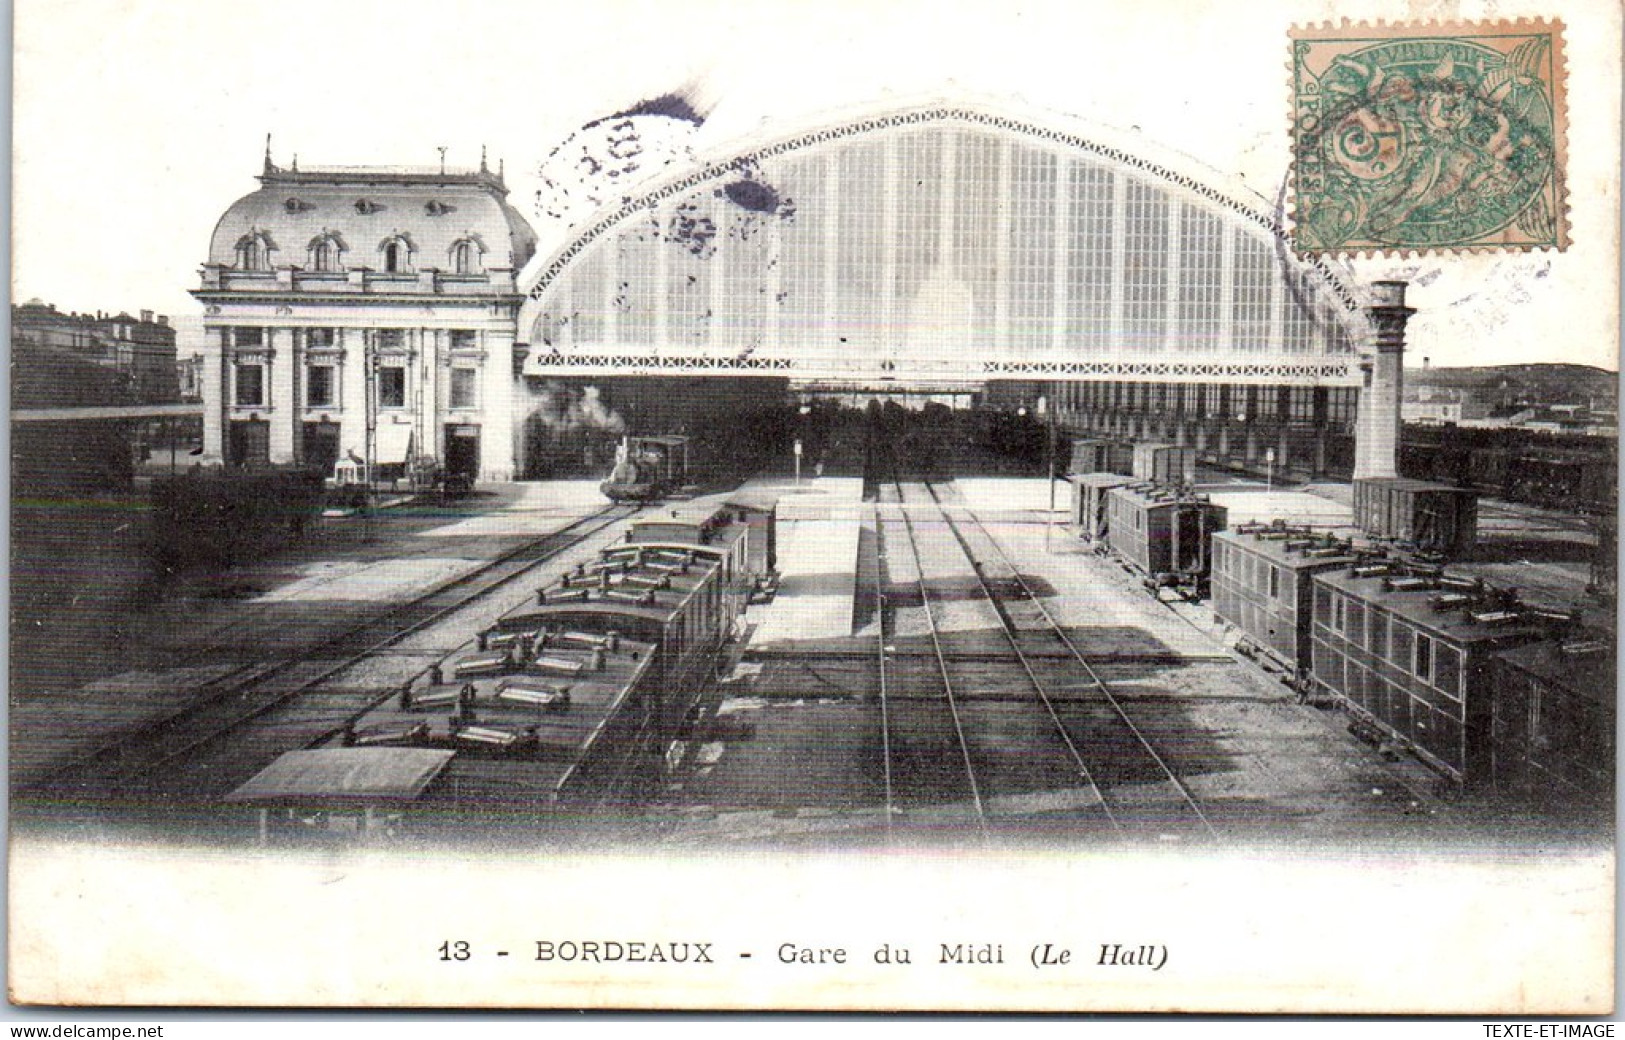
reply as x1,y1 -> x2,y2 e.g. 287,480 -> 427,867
1355,476 -> 1477,495
1215,528 -> 1359,570
1493,639 -> 1617,708
1315,570 -> 1554,645
1068,472 -> 1133,488
225,748 -> 455,806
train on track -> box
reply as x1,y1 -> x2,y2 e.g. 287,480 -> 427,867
1399,426 -> 1616,517
600,435 -> 692,503
1065,467 -> 1227,599
227,494 -> 777,841
1210,521 -> 1614,803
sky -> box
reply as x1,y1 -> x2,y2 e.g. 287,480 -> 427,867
11,0 -> 1621,370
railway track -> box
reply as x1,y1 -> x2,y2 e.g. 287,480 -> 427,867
874,479 -> 990,840
29,503 -> 641,808
923,479 -> 1218,841
870,461 -> 1219,843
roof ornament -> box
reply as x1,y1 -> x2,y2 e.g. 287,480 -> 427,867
480,145 -> 489,174
438,146 -> 448,174
263,132 -> 274,174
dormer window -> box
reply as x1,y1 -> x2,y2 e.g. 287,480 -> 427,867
235,230 -> 276,271
380,234 -> 414,274
307,231 -> 346,273
450,237 -> 484,275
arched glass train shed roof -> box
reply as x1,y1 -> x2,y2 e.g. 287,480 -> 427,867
517,103 -> 1370,386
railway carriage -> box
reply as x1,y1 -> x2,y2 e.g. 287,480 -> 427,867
1306,561 -> 1588,790
229,499 -> 769,840
1104,482 -> 1227,597
1485,637 -> 1615,805
1210,523 -> 1359,688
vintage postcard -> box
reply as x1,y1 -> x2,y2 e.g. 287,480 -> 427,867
8,0 -> 1619,1015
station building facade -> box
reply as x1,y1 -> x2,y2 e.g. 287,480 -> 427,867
194,155 -> 537,481
195,104 -> 1377,482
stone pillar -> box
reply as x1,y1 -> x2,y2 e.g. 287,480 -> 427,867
483,325 -> 516,481
267,327 -> 296,463
202,326 -> 226,464
1354,280 -> 1414,479
338,328 -> 368,466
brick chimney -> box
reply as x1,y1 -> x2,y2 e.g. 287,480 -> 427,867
1353,280 -> 1415,479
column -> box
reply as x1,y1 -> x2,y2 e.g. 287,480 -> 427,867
267,326 -> 295,463
339,328 -> 368,465
483,324 -> 516,481
1353,281 -> 1413,479
202,326 -> 226,464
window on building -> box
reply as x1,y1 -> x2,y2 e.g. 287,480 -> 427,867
236,233 -> 271,271
451,240 -> 479,275
449,368 -> 478,410
235,362 -> 265,407
1414,634 -> 1434,681
450,329 -> 478,351
1268,565 -> 1280,600
376,329 -> 405,350
383,239 -> 411,274
307,365 -> 335,408
378,366 -> 406,408
234,327 -> 264,348
311,239 -> 337,272
307,328 -> 336,348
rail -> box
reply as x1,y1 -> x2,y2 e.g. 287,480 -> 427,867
926,480 -> 1218,839
31,504 -> 642,802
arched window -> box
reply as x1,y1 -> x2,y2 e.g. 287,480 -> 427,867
452,240 -> 476,275
307,231 -> 345,273
235,230 -> 274,271
378,233 -> 415,274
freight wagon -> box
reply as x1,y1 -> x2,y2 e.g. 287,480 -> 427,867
1068,472 -> 1132,543
1131,443 -> 1197,487
1068,439 -> 1133,477
1351,477 -> 1478,558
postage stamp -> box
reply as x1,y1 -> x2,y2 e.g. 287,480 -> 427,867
1290,20 -> 1568,255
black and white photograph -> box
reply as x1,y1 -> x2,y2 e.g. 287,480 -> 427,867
8,0 -> 1618,1014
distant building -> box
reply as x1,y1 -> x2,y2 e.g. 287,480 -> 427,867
177,354 -> 205,403
192,151 -> 537,480
11,299 -> 179,403
11,336 -> 138,494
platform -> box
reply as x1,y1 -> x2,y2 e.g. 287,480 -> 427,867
741,476 -> 865,646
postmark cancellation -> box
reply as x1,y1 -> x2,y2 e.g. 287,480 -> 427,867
1290,19 -> 1568,256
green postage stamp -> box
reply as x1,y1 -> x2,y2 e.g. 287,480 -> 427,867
1290,20 -> 1568,255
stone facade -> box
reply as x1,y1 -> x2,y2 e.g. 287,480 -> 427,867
193,153 -> 537,481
